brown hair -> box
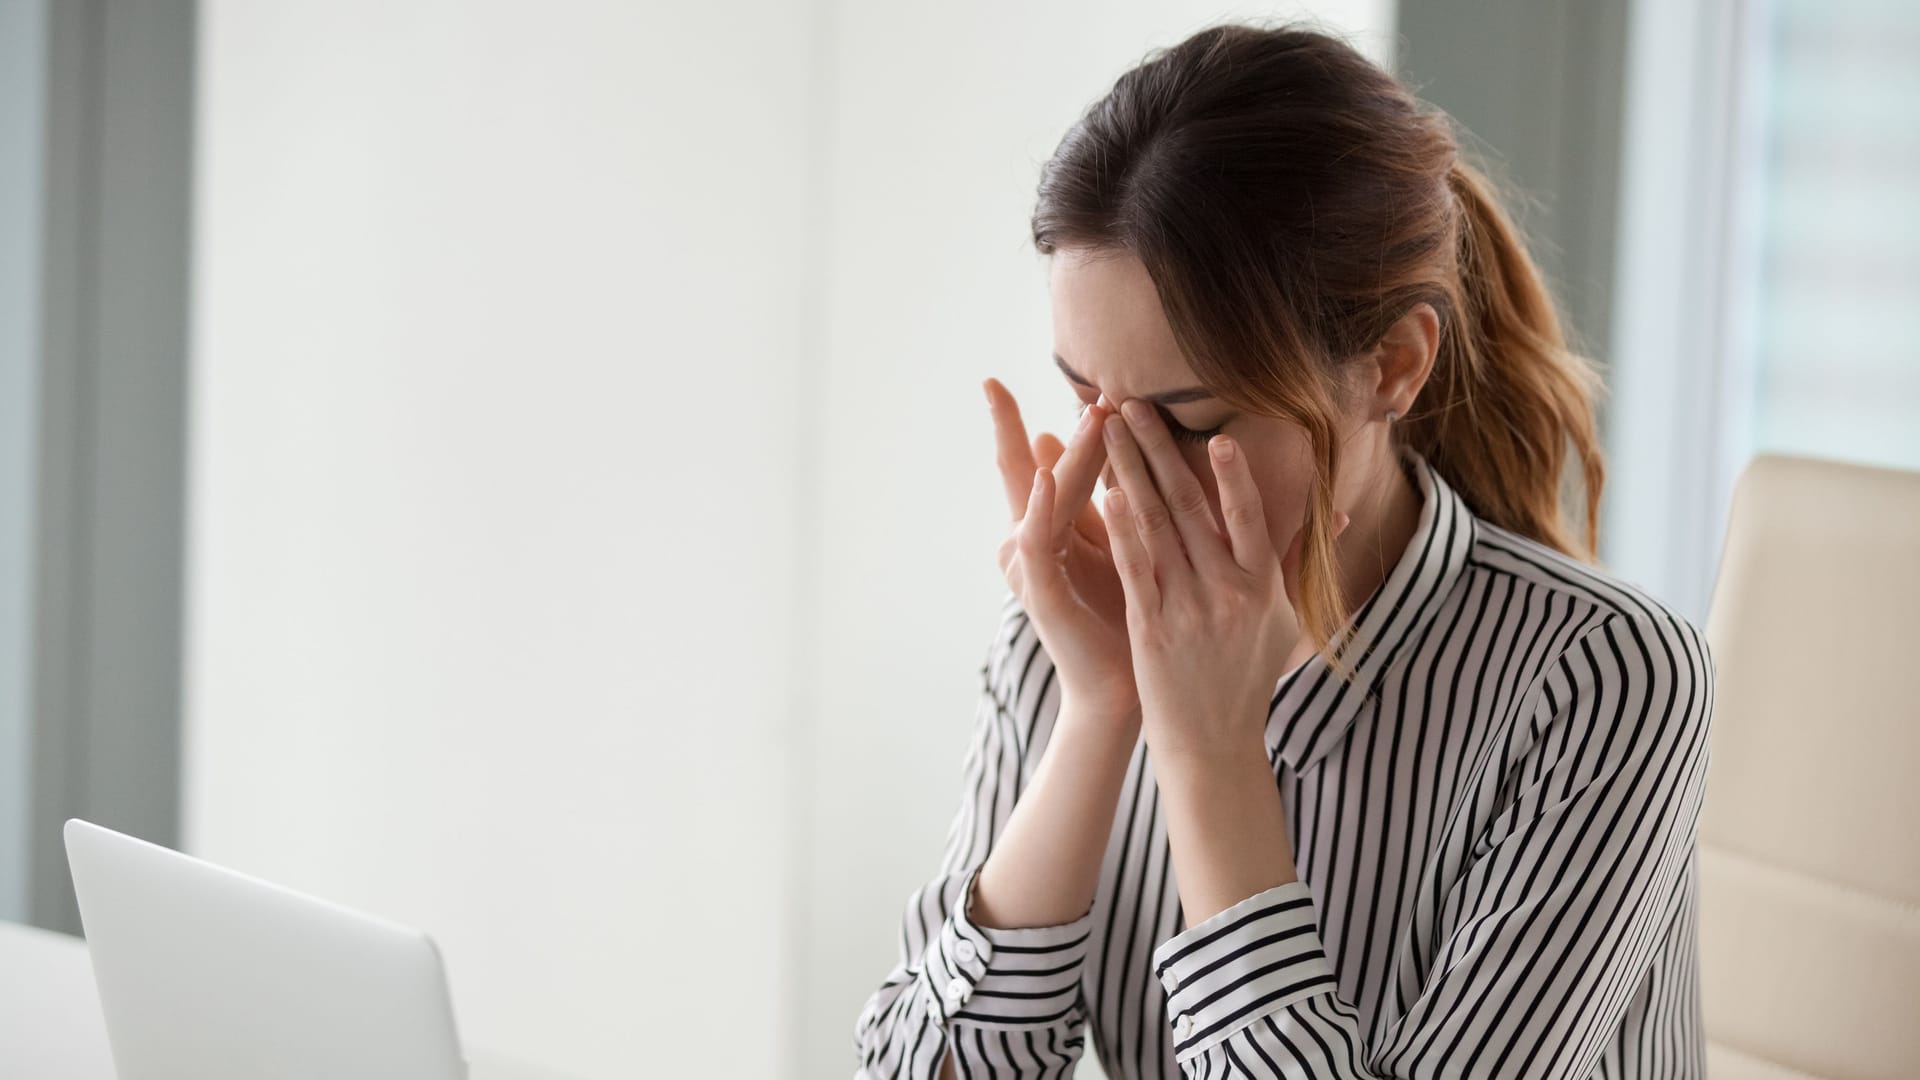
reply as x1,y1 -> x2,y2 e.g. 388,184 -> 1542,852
1031,19 -> 1605,678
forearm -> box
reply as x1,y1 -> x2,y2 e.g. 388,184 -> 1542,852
968,701 -> 1138,930
938,704 -> 1131,1080
1153,736 -> 1298,927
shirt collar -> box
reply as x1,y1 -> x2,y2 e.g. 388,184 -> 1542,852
1265,445 -> 1476,772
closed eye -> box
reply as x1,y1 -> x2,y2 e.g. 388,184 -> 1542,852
1075,399 -> 1224,446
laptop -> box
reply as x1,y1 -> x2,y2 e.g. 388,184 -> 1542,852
63,818 -> 546,1080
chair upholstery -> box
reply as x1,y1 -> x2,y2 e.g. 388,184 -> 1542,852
1700,453 -> 1920,1078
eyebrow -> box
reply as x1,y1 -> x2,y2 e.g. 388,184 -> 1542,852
1053,353 -> 1216,404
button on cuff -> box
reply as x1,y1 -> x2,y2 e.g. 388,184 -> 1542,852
1151,879 -> 1337,1063
926,864 -> 1096,1028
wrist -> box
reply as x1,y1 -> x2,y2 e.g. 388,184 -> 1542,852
1049,706 -> 1140,764
1056,692 -> 1140,734
1147,730 -> 1271,784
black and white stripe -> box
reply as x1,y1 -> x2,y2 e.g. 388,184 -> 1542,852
853,446 -> 1715,1079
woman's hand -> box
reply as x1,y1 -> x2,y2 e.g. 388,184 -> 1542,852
1097,398 -> 1350,763
986,378 -> 1140,730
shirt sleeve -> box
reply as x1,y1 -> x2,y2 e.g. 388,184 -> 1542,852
852,596 -> 1099,1078
1147,610 -> 1714,1079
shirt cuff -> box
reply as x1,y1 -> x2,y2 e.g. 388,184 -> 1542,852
921,863 -> 1094,1028
1150,879 -> 1339,1062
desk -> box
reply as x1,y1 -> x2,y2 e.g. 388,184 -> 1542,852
0,920 -> 573,1079
0,920 -> 115,1079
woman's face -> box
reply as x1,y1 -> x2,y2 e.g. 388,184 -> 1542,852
1047,245 -> 1375,562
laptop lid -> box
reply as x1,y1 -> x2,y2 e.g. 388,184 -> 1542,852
63,818 -> 467,1080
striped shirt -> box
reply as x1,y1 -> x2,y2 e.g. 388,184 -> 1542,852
852,445 -> 1715,1079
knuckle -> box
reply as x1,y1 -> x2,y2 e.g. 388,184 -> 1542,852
1134,501 -> 1172,535
1218,588 -> 1254,618
1226,502 -> 1264,529
1168,483 -> 1208,515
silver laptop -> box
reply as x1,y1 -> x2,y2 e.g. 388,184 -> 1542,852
64,817 -> 472,1079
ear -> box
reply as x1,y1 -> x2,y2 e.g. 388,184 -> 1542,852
1362,302 -> 1440,420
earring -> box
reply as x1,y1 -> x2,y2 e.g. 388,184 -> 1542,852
1385,410 -> 1399,424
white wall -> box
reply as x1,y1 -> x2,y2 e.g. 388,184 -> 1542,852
187,2 -> 1393,1078
186,3 -> 816,1077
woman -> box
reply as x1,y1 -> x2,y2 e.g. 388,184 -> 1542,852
853,20 -> 1712,1080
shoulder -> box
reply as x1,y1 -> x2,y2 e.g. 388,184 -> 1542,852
1466,520 -> 1713,735
1468,519 -> 1710,662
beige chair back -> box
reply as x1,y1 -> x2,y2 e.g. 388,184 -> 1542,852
1700,453 -> 1920,1078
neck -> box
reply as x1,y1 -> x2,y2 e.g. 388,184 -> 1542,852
1283,443 -> 1424,672
1335,444 -> 1424,627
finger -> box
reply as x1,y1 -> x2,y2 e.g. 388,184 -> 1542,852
1100,487 -> 1160,613
1074,496 -> 1112,553
1034,429 -> 1109,551
1206,435 -> 1271,576
1032,432 -> 1064,470
1115,399 -> 1229,574
1017,466 -> 1065,603
986,378 -> 1038,520
1103,406 -> 1195,584
1048,399 -> 1112,546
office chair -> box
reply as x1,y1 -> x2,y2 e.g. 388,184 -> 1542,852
1700,453 -> 1920,1078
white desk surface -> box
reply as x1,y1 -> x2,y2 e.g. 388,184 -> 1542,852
0,919 -> 116,1079
0,919 -> 573,1079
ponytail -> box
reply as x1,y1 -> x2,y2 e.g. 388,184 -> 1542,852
1405,156 -> 1606,561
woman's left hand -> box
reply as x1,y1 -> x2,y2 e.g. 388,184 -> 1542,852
1099,398 -> 1350,763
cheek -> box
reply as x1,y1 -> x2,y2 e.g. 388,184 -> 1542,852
1266,501 -> 1306,551
1239,459 -> 1313,550
1235,430 -> 1316,542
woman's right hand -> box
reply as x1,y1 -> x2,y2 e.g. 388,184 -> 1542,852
986,377 -> 1141,733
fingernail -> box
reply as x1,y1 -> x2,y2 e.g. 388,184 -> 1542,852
1105,417 -> 1124,442
1106,488 -> 1127,513
1121,398 -> 1148,423
983,380 -> 995,407
1210,436 -> 1234,461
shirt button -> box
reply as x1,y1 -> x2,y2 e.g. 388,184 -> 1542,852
954,940 -> 978,964
946,976 -> 970,1004
1174,1013 -> 1193,1038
